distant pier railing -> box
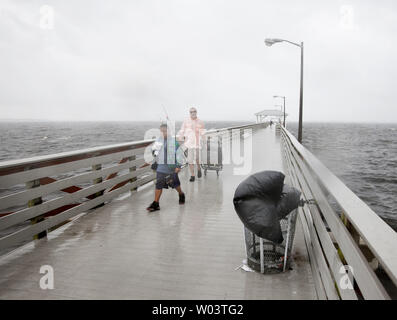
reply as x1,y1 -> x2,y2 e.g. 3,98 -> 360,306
279,124 -> 397,300
0,140 -> 155,253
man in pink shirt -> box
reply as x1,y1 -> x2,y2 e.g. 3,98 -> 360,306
178,107 -> 205,182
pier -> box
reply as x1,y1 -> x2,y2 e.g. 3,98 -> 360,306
0,121 -> 396,300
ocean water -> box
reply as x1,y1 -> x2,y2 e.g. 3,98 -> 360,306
0,121 -> 396,231
288,122 -> 397,230
0,121 -> 248,162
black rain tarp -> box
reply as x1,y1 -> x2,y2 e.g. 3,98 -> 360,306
233,170 -> 301,243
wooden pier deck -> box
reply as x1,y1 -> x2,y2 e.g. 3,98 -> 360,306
0,126 -> 317,299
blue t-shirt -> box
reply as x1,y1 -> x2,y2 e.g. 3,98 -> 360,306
155,137 -> 182,174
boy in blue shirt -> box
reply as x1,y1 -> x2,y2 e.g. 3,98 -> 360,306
147,123 -> 185,212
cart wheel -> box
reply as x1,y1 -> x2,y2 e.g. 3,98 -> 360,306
204,169 -> 207,176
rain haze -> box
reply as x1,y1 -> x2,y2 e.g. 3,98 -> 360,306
0,0 -> 397,122
2,1 -> 397,302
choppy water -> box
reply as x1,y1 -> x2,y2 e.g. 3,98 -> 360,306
0,121 -> 396,230
288,122 -> 397,230
0,121 -> 249,161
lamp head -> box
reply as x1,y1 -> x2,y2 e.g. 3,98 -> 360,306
264,38 -> 283,47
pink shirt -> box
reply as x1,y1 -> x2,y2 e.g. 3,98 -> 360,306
178,118 -> 205,149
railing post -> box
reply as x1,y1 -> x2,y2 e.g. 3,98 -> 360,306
92,163 -> 104,207
341,212 -> 361,244
240,129 -> 245,160
27,178 -> 46,239
129,155 -> 138,193
229,130 -> 233,159
341,212 -> 379,270
218,135 -> 222,166
207,136 -> 211,166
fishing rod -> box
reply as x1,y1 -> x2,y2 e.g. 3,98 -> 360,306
141,106 -> 172,169
162,105 -> 170,121
161,105 -> 188,167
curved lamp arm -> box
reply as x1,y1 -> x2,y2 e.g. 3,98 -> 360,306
265,38 -> 301,48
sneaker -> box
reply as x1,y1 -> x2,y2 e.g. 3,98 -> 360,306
189,176 -> 195,182
146,201 -> 160,212
179,193 -> 185,204
197,170 -> 202,178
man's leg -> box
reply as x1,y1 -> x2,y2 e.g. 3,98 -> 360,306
175,186 -> 183,195
154,188 -> 162,202
196,148 -> 202,178
188,148 -> 196,181
189,163 -> 195,176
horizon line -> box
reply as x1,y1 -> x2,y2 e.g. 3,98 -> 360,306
0,118 -> 396,124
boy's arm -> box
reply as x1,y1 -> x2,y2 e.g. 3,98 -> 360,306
143,140 -> 160,167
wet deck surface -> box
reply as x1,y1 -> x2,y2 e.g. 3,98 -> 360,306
0,126 -> 317,299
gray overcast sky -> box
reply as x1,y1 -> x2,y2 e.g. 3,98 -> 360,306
0,0 -> 397,122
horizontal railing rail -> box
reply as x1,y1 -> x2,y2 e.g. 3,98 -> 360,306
0,139 -> 155,254
204,122 -> 267,135
279,124 -> 397,300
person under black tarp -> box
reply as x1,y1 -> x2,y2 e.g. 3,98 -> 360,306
233,170 -> 301,243
147,123 -> 185,212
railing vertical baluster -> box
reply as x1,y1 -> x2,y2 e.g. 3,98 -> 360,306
229,130 -> 233,160
92,163 -> 104,207
341,213 -> 361,244
129,155 -> 138,193
240,129 -> 244,158
27,178 -> 46,239
207,136 -> 211,166
218,135 -> 222,166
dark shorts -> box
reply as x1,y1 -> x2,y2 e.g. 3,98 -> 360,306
156,172 -> 181,189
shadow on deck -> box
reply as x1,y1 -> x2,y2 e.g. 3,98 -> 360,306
0,126 -> 316,300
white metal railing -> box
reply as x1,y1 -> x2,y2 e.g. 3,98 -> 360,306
279,124 -> 397,300
204,122 -> 266,135
0,139 -> 155,254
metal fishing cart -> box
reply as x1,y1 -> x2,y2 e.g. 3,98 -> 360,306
201,134 -> 223,176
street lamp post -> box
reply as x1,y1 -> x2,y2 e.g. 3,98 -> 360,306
274,95 -> 286,127
265,38 -> 304,143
